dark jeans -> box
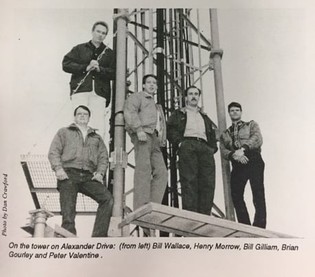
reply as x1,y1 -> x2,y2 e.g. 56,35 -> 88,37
231,153 -> 266,228
57,168 -> 113,237
178,139 -> 216,215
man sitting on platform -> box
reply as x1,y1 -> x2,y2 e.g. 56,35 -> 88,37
48,105 -> 113,237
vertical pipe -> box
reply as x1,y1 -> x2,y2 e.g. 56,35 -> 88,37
169,10 -> 176,111
187,9 -> 195,85
32,211 -> 47,237
134,11 -> 138,92
112,9 -> 128,218
157,9 -> 165,109
178,9 -> 185,93
108,9 -> 118,193
196,9 -> 204,110
164,10 -> 169,117
168,9 -> 179,208
30,209 -> 53,238
175,10 -> 183,107
141,10 -> 146,76
148,9 -> 154,74
209,9 -> 235,221
157,9 -> 169,237
157,9 -> 167,197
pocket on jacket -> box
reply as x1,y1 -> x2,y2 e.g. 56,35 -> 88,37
89,146 -> 98,167
239,128 -> 250,139
61,147 -> 77,162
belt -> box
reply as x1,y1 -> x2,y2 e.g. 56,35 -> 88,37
65,168 -> 91,174
183,137 -> 208,144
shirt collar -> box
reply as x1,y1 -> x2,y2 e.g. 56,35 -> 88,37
232,120 -> 244,127
87,41 -> 105,51
180,106 -> 202,114
142,91 -> 154,98
186,105 -> 199,113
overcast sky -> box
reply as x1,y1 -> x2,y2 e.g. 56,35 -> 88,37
0,6 -> 314,240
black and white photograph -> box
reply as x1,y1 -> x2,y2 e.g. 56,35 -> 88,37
0,1 -> 314,276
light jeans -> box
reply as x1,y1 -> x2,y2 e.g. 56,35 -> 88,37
132,132 -> 168,210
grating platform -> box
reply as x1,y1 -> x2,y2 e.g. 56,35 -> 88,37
21,155 -> 98,214
119,203 -> 294,238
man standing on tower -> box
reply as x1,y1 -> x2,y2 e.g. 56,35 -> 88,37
123,74 -> 168,211
220,102 -> 266,228
62,21 -> 116,140
167,86 -> 218,215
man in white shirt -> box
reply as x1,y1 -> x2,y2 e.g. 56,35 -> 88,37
62,21 -> 116,141
167,86 -> 218,215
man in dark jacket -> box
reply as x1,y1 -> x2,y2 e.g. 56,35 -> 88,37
167,86 -> 218,215
48,105 -> 113,237
62,21 -> 116,140
220,102 -> 266,228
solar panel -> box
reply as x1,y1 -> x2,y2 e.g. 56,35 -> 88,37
21,155 -> 97,214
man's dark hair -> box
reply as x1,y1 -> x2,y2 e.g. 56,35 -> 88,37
142,74 -> 158,85
185,86 -> 201,96
92,21 -> 109,34
74,105 -> 91,117
228,102 -> 242,112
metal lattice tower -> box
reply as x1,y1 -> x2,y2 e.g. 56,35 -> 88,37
109,9 -> 235,236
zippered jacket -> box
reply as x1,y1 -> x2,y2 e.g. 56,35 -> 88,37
48,123 -> 108,175
220,120 -> 263,160
62,41 -> 116,106
124,91 -> 167,147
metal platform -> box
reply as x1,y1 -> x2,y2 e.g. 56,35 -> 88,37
119,203 -> 294,238
22,224 -> 76,238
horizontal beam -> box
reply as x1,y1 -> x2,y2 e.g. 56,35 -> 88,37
129,21 -> 212,51
181,13 -> 212,48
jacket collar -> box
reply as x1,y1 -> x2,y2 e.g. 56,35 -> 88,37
232,120 -> 244,126
86,41 -> 106,51
68,123 -> 97,134
180,106 -> 206,115
227,120 -> 245,134
141,91 -> 155,98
